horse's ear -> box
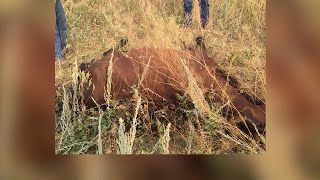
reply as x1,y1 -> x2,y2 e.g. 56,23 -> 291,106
115,36 -> 128,51
196,36 -> 206,49
118,37 -> 128,48
79,62 -> 89,72
196,36 -> 204,46
195,36 -> 208,56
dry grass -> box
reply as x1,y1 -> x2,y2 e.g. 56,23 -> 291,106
55,0 -> 266,154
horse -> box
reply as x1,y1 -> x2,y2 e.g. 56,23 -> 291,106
79,38 -> 266,132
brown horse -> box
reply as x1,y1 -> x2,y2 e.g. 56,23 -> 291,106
79,39 -> 265,131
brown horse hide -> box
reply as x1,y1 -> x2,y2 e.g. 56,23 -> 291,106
79,43 -> 265,129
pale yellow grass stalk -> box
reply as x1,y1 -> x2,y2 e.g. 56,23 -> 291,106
105,49 -> 115,108
151,122 -> 172,154
117,92 -> 141,154
180,57 -> 222,122
137,57 -> 151,87
162,123 -> 171,154
186,120 -> 195,154
90,97 -> 104,154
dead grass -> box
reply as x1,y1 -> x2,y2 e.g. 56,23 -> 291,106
55,0 -> 266,154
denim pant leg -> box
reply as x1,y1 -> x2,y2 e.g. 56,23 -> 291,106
183,0 -> 193,25
55,22 -> 63,60
55,0 -> 67,60
199,0 -> 209,27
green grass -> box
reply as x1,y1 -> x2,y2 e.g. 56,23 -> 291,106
55,0 -> 266,154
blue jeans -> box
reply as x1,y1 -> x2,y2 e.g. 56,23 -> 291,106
183,0 -> 209,28
55,0 -> 67,60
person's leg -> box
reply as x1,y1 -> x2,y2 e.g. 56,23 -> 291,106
55,21 -> 63,60
183,0 -> 193,26
199,0 -> 209,28
55,0 -> 67,60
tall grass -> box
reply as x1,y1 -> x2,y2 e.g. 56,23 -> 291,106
55,0 -> 266,154
117,93 -> 141,154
